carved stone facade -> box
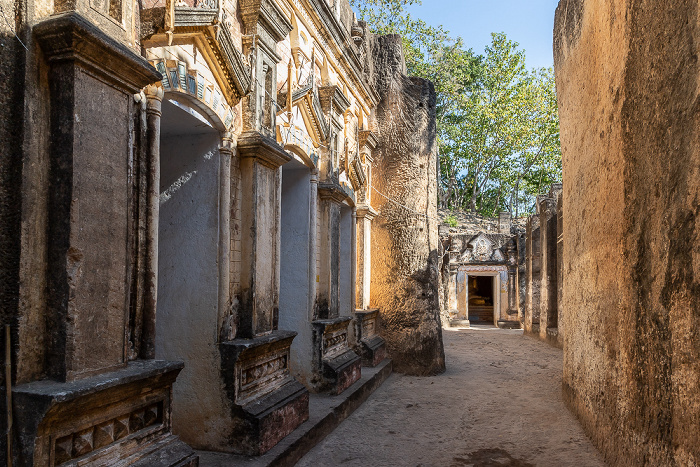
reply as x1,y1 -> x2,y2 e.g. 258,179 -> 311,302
440,212 -> 522,329
1,0 -> 439,462
522,184 -> 563,347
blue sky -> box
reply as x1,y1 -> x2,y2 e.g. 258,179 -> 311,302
404,0 -> 560,70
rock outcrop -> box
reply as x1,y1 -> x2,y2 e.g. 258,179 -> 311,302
368,34 -> 445,376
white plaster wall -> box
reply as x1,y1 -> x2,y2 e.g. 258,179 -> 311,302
339,204 -> 353,317
278,161 -> 313,386
155,100 -> 232,449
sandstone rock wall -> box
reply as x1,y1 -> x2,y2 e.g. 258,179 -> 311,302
555,0 -> 700,464
368,34 -> 445,376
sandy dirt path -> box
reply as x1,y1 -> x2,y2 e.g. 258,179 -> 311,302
297,327 -> 605,467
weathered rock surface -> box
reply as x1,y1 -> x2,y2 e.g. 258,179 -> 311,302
368,34 -> 445,376
555,0 -> 700,464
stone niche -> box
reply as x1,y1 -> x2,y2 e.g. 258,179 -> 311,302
11,12 -> 196,467
444,232 -> 519,328
352,309 -> 387,367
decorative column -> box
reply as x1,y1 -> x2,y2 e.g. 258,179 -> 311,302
351,206 -> 358,315
142,84 -> 163,360
308,169 -> 319,319
525,212 -> 541,334
218,134 -> 234,338
539,195 -> 558,343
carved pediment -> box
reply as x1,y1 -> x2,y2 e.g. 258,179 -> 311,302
278,81 -> 329,144
454,233 -> 508,264
142,18 -> 251,106
469,234 -> 494,262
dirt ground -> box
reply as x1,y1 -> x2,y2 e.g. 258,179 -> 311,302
297,326 -> 605,467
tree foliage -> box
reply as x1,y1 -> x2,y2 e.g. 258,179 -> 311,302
351,0 -> 561,216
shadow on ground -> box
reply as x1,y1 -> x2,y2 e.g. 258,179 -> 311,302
451,448 -> 534,467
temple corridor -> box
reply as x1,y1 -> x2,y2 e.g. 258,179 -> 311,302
297,328 -> 604,467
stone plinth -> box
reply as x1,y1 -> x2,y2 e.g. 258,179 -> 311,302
13,361 -> 197,467
312,318 -> 361,395
220,331 -> 309,455
352,309 -> 387,367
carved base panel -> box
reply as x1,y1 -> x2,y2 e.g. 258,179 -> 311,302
312,317 -> 361,394
357,335 -> 387,368
220,331 -> 309,455
353,309 -> 387,367
12,361 -> 197,467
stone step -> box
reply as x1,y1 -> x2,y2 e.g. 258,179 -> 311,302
196,359 -> 392,467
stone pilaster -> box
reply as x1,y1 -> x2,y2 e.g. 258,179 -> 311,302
237,131 -> 291,337
539,197 -> 558,344
221,130 -> 308,455
13,12 -> 196,467
316,181 -> 346,320
524,214 -> 541,334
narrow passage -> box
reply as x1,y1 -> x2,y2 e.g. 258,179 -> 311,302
298,327 -> 604,466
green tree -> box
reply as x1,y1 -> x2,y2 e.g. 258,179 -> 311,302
351,0 -> 561,216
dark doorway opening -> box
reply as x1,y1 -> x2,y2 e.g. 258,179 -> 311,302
468,275 -> 494,323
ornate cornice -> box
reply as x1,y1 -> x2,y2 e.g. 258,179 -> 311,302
239,0 -> 293,41
35,12 -> 161,93
319,84 -> 351,116
358,130 -> 377,150
238,130 -> 292,169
